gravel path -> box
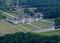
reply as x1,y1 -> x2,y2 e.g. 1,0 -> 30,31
32,26 -> 55,33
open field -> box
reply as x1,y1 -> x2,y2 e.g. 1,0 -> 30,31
0,18 -> 52,34
31,21 -> 49,28
0,20 -> 20,34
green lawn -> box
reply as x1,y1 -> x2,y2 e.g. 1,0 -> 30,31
16,24 -> 37,32
21,24 -> 37,30
15,20 -> 50,32
16,25 -> 30,32
40,19 -> 54,24
31,21 -> 49,28
40,29 -> 60,36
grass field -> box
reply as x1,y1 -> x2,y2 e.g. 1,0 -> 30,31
0,20 -> 20,34
0,19 -> 50,34
15,20 -> 50,32
40,29 -> 60,36
31,21 -> 49,28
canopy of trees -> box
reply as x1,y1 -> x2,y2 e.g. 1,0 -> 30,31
0,12 -> 6,19
55,17 -> 60,26
0,0 -> 60,7
35,7 -> 60,19
0,0 -> 60,18
0,32 -> 60,43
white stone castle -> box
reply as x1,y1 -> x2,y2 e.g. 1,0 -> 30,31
6,12 -> 43,24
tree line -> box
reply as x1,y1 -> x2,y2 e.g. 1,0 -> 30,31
0,12 -> 6,19
0,0 -> 60,9
0,32 -> 60,43
55,17 -> 60,27
0,0 -> 60,19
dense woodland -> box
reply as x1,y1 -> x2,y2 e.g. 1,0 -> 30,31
0,32 -> 60,43
0,0 -> 60,19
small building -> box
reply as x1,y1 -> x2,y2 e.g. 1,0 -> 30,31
36,12 -> 43,19
28,7 -> 37,12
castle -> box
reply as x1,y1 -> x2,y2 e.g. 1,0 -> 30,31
6,12 -> 43,24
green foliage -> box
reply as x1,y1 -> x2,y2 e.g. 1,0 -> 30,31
0,12 -> 6,19
24,8 -> 30,14
0,0 -> 60,19
0,32 -> 60,43
55,17 -> 60,26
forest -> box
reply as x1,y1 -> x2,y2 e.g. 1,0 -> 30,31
0,32 -> 60,43
0,0 -> 60,18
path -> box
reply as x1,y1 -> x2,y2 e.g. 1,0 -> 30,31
32,29 -> 60,33
32,29 -> 54,33
0,10 -> 17,18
